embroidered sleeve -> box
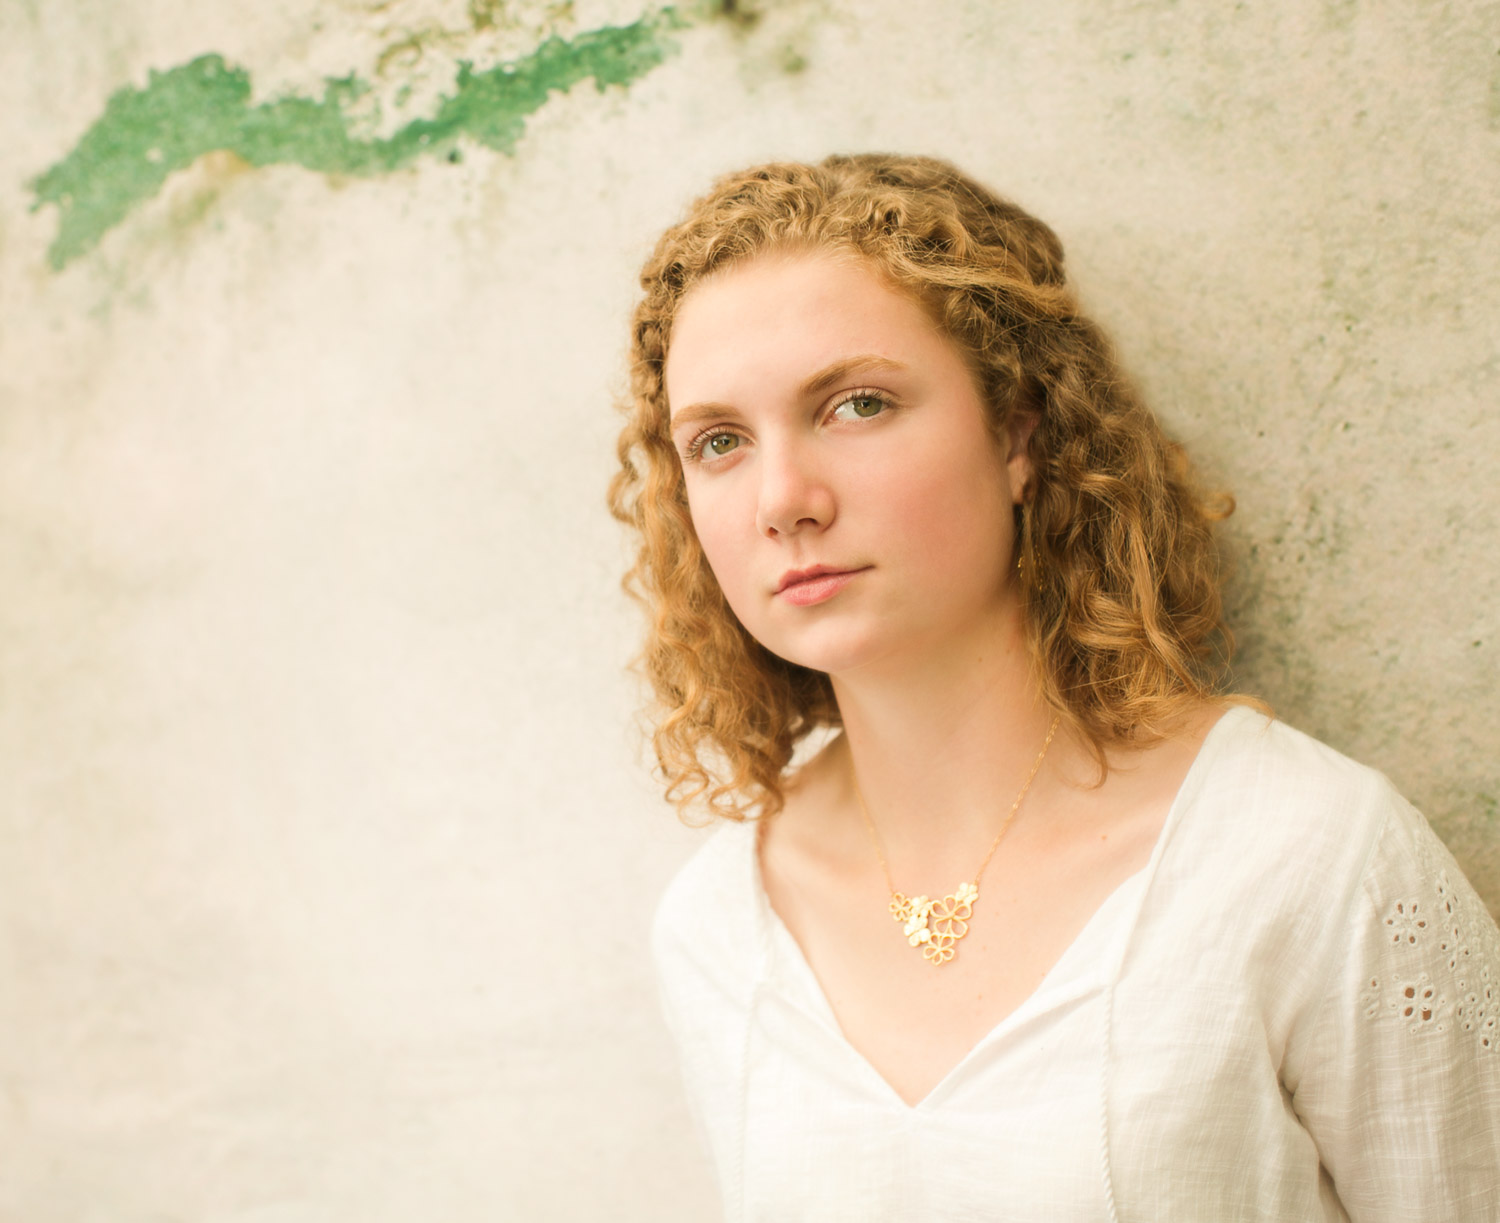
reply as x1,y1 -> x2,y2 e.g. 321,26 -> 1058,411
1359,865 -> 1499,1050
1288,794 -> 1500,1221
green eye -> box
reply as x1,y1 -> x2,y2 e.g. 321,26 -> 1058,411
682,427 -> 744,464
835,394 -> 888,420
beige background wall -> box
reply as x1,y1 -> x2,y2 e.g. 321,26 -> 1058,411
2,1 -> 1496,1218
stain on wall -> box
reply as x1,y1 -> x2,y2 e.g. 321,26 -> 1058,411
30,7 -> 687,269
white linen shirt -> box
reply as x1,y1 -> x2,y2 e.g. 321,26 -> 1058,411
650,708 -> 1500,1221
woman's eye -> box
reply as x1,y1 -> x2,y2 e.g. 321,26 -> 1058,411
686,429 -> 742,461
832,393 -> 889,421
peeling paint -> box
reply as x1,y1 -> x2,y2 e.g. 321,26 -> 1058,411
29,8 -> 686,269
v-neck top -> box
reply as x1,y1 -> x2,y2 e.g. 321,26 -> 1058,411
650,708 -> 1500,1221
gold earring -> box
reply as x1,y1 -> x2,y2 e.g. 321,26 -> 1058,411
1017,509 -> 1042,591
1017,548 -> 1041,591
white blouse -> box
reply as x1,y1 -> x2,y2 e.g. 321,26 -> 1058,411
650,707 -> 1500,1221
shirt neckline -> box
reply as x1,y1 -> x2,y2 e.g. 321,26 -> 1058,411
745,703 -> 1254,1112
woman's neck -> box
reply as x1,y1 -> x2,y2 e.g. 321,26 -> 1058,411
825,609 -> 1076,887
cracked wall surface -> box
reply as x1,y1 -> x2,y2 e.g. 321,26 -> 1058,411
3,0 -> 1497,1216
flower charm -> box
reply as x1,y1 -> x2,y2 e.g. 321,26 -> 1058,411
922,934 -> 958,965
929,888 -> 976,942
899,895 -> 935,946
889,882 -> 979,966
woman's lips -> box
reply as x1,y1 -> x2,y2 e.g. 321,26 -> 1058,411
777,568 -> 867,607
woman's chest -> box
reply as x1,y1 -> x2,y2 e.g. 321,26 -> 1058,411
760,815 -> 1162,1108
742,968 -> 1118,1222
738,931 -> 1323,1223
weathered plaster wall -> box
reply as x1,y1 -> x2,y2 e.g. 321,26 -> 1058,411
2,1 -> 1496,1217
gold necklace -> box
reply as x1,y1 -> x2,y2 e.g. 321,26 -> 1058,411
852,716 -> 1060,967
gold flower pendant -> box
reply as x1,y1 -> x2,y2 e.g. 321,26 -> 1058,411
888,881 -> 979,966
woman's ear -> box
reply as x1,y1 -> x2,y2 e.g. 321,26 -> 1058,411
1005,410 -> 1040,504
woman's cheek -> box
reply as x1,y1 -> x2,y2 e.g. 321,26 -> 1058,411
692,494 -> 755,608
897,473 -> 1014,594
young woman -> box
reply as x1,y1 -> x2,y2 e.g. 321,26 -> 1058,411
610,154 -> 1500,1220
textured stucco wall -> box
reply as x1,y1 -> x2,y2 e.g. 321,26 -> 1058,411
3,1 -> 1496,1218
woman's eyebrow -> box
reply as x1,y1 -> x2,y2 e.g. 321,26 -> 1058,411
799,355 -> 906,397
668,401 -> 738,433
668,355 -> 908,433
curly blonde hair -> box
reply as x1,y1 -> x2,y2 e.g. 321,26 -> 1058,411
609,153 -> 1233,823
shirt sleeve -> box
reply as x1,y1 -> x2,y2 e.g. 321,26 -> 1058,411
1286,790 -> 1500,1220
650,864 -> 718,1168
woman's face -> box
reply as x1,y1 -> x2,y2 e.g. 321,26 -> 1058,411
663,250 -> 1032,678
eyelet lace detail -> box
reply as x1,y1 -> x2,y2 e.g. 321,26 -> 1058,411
1363,870 -> 1500,1052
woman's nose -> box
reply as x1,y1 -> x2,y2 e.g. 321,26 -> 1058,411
754,438 -> 835,539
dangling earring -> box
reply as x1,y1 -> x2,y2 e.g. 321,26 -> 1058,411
1017,504 -> 1042,591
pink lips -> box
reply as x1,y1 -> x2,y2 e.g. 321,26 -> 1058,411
775,565 -> 868,607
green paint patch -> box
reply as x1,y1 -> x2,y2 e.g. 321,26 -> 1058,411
31,9 -> 686,269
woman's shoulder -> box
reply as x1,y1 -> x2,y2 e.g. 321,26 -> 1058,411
1182,703 -> 1410,851
1116,706 -> 1491,1031
649,817 -> 764,996
1234,712 -> 1457,895
1147,706 -> 1417,930
648,736 -> 857,1003
1151,705 -> 1483,959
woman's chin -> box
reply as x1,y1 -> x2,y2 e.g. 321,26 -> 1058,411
756,630 -> 897,679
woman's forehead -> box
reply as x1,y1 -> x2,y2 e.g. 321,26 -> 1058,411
664,251 -> 952,405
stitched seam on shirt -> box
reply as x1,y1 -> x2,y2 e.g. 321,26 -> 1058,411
1099,978 -> 1121,1223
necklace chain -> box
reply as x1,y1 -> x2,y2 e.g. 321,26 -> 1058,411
851,715 -> 1061,966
